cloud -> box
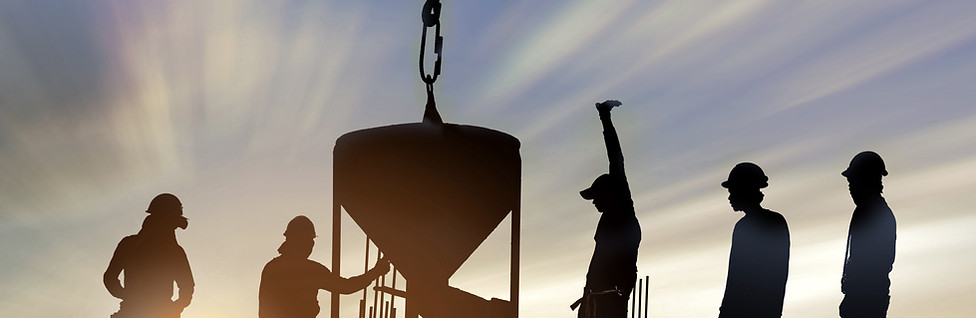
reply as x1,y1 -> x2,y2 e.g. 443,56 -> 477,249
768,1 -> 976,111
3,1 -> 976,317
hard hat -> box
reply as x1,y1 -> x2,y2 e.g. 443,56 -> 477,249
284,215 -> 316,238
842,151 -> 888,178
721,162 -> 769,189
580,174 -> 616,200
146,193 -> 182,215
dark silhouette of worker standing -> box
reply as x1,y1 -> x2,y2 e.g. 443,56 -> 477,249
718,163 -> 790,318
104,193 -> 195,318
571,100 -> 641,318
839,151 -> 896,318
259,215 -> 390,318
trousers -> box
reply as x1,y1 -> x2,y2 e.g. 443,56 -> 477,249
839,293 -> 890,318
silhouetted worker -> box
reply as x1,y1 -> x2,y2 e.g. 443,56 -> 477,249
839,151 -> 896,318
571,100 -> 641,318
104,193 -> 194,318
718,163 -> 790,318
259,215 -> 391,318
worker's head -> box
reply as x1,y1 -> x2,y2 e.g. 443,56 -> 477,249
279,215 -> 316,258
843,151 -> 886,202
145,193 -> 187,230
722,162 -> 768,212
580,174 -> 623,213
284,215 -> 316,239
147,193 -> 182,215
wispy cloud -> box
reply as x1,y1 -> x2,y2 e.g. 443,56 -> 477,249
768,1 -> 976,111
2,1 -> 975,317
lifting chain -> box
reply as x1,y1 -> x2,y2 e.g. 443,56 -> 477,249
419,0 -> 444,123
419,0 -> 443,85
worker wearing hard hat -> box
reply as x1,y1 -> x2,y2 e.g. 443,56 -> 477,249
839,151 -> 896,318
572,100 -> 641,318
259,215 -> 390,318
718,163 -> 790,318
104,193 -> 195,318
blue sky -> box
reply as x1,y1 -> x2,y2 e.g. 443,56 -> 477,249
1,0 -> 975,317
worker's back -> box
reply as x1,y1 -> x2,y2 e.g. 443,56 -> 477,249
259,255 -> 327,318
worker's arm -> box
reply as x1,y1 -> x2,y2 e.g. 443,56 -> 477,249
173,247 -> 195,309
318,258 -> 391,294
596,100 -> 626,180
103,238 -> 130,299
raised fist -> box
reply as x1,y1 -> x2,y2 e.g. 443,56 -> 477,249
595,100 -> 622,112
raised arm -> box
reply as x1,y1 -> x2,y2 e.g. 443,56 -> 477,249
596,100 -> 626,179
316,258 -> 391,295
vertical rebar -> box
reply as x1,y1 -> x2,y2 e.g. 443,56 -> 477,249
637,279 -> 643,318
389,264 -> 397,318
376,252 -> 386,318
630,284 -> 640,318
361,237 -> 370,318
644,275 -> 649,318
631,276 -> 637,318
371,252 -> 381,318
364,237 -> 370,272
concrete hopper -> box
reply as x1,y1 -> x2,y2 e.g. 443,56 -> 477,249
332,121 -> 520,318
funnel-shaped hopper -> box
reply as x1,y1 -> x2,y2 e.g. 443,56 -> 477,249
334,122 -> 520,283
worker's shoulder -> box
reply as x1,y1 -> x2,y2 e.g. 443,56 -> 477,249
751,209 -> 789,232
762,209 -> 787,222
306,258 -> 331,272
264,256 -> 331,273
874,197 -> 895,215
115,234 -> 141,248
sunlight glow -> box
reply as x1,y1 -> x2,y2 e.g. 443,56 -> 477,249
1,1 -> 974,317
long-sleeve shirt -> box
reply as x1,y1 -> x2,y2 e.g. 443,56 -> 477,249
842,196 -> 896,295
103,233 -> 194,315
719,209 -> 790,318
600,110 -> 632,205
259,255 -> 379,318
585,110 -> 641,292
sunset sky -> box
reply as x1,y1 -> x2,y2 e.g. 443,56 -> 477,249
1,0 -> 975,317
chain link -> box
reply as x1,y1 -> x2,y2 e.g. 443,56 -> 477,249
419,0 -> 443,85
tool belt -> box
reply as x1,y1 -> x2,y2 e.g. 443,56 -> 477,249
570,286 -> 623,312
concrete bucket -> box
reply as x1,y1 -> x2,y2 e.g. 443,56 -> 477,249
332,121 -> 520,318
